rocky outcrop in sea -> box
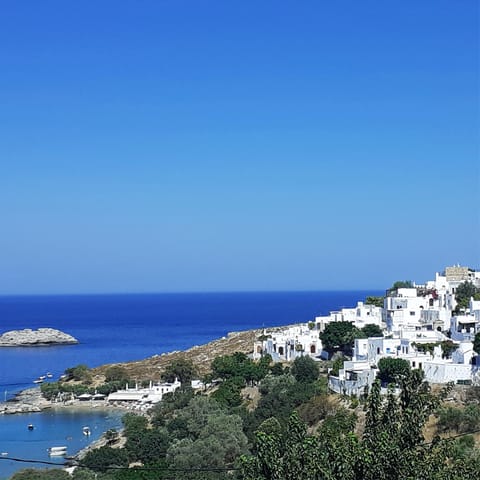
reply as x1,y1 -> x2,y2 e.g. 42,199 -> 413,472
0,328 -> 78,346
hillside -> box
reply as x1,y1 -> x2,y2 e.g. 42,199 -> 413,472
92,328 -> 262,381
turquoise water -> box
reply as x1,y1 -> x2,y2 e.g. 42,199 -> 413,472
0,408 -> 123,479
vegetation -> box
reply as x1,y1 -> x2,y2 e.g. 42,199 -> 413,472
437,404 -> 480,434
319,321 -> 362,355
17,349 -> 480,480
161,357 -> 197,385
377,357 -> 411,385
454,281 -> 480,313
240,371 -> 480,480
64,364 -> 92,383
104,366 -> 129,383
361,323 -> 383,338
473,331 -> 480,355
290,355 -> 319,383
10,470 -> 71,480
320,322 -> 383,356
388,280 -> 414,292
365,296 -> 384,307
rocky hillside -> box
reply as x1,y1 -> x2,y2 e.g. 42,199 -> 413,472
93,328 -> 263,381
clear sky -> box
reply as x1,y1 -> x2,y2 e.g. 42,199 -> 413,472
1,1 -> 478,294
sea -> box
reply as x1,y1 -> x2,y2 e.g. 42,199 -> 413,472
0,290 -> 381,478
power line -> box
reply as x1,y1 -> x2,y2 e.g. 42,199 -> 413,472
421,428 -> 480,446
0,455 -> 239,472
3,429 -> 480,472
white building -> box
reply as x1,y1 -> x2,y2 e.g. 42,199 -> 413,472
329,334 -> 476,395
315,301 -> 384,331
253,324 -> 322,362
107,378 -> 181,404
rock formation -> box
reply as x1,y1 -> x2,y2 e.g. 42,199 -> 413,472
0,328 -> 78,346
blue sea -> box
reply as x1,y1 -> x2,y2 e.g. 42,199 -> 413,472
0,290 -> 380,478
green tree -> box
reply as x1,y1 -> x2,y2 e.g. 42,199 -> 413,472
365,296 -> 384,307
104,365 -> 129,382
168,412 -> 248,478
11,470 -> 71,480
440,340 -> 457,359
173,396 -> 223,439
454,281 -> 480,313
240,371 -> 461,480
361,323 -> 383,338
290,355 -> 319,383
81,445 -> 129,472
473,332 -> 480,355
64,364 -> 91,382
161,357 -> 197,385
211,378 -> 243,407
377,357 -> 410,385
320,321 -> 361,355
389,280 -> 414,292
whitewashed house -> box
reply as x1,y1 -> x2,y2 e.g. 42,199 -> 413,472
315,301 -> 384,331
329,334 -> 475,395
107,378 -> 181,404
253,324 -> 322,362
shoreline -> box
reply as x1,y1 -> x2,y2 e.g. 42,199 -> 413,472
0,387 -> 129,416
1,327 -> 266,415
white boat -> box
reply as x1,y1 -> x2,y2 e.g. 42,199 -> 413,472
46,372 -> 53,378
33,378 -> 44,384
82,426 -> 91,435
48,446 -> 67,456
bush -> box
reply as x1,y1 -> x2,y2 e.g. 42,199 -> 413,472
104,365 -> 129,382
82,445 -> 129,472
64,364 -> 91,382
296,394 -> 339,426
290,356 -> 319,383
377,357 -> 411,385
11,469 -> 71,480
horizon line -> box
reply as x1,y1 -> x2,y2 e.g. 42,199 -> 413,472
0,288 -> 386,298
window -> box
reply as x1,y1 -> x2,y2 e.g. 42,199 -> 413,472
412,361 -> 416,368
410,311 -> 415,316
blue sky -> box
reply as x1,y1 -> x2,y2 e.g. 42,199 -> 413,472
1,1 -> 478,294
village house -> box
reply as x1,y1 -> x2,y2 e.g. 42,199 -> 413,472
254,266 -> 479,394
315,301 -> 384,332
252,323 -> 322,362
107,378 -> 181,404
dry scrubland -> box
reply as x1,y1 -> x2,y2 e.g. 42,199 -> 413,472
92,328 -> 262,382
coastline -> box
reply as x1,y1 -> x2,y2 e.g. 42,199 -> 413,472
0,387 -> 130,416
0,327 -> 265,416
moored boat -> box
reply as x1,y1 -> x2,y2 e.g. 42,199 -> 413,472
82,426 -> 91,435
48,446 -> 67,456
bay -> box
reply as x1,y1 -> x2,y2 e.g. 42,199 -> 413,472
0,408 -> 123,479
0,290 -> 381,478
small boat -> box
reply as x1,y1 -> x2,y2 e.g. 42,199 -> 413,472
27,424 -> 34,430
38,375 -> 46,380
0,452 -> 8,457
48,446 -> 67,456
82,426 -> 91,436
33,378 -> 44,384
46,372 -> 53,378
